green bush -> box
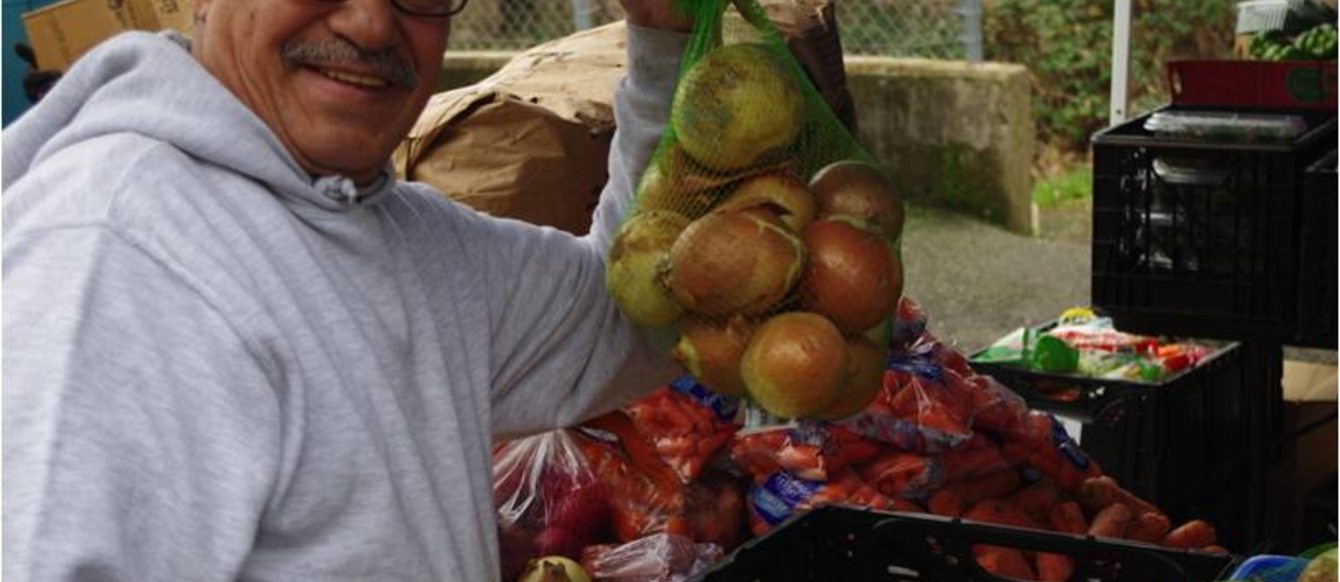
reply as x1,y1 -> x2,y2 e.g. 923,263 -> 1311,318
986,0 -> 1235,152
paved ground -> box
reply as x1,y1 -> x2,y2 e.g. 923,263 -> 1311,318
901,201 -> 1335,364
900,203 -> 1090,354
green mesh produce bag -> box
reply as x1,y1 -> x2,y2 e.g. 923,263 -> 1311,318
607,0 -> 905,421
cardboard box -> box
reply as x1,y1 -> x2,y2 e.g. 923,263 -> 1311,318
22,0 -> 193,71
22,0 -> 125,71
1267,360 -> 1337,552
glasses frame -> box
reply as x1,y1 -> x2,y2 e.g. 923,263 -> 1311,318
391,0 -> 468,18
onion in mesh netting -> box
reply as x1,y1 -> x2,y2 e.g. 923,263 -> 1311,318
607,210 -> 692,326
665,209 -> 805,318
740,311 -> 848,419
671,43 -> 804,172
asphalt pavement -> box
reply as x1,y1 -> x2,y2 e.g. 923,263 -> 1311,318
900,203 -> 1090,355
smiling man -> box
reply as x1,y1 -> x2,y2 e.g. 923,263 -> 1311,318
1,0 -> 690,579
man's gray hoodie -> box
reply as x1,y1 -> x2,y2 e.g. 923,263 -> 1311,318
3,27 -> 684,582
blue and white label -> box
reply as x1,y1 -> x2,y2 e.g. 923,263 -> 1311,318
750,472 -> 821,526
1047,413 -> 1093,470
671,375 -> 740,422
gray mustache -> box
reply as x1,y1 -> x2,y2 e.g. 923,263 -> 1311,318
282,39 -> 417,88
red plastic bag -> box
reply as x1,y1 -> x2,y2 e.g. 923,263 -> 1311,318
730,422 -> 881,482
623,378 -> 740,483
493,430 -> 611,580
581,533 -> 724,582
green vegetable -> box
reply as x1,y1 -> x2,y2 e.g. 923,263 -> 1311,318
1252,24 -> 1339,61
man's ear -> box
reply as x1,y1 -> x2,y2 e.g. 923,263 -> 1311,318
193,0 -> 211,26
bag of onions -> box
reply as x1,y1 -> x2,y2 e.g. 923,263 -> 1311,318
606,0 -> 904,422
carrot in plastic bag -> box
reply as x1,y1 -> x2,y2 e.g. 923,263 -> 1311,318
940,469 -> 1023,508
1003,412 -> 1101,491
1126,511 -> 1172,544
1035,552 -> 1074,582
1048,501 -> 1088,535
859,450 -> 944,499
928,490 -> 964,517
1076,475 -> 1159,516
746,470 -> 917,536
964,499 -> 1039,530
624,378 -> 741,483
1161,519 -> 1217,549
941,435 -> 1012,482
731,422 -> 880,482
1087,503 -> 1133,539
975,545 -> 1038,581
1008,480 -> 1059,525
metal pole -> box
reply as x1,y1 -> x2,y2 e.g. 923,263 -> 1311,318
572,0 -> 592,31
958,0 -> 983,62
1109,0 -> 1132,125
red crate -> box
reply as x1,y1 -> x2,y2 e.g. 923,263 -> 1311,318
1167,59 -> 1338,110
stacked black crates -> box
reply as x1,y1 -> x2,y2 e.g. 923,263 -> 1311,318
1086,107 -> 1335,551
1090,109 -> 1335,345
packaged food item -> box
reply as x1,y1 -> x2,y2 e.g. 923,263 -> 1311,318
581,533 -> 723,582
624,378 -> 740,483
730,421 -> 881,482
493,430 -> 612,580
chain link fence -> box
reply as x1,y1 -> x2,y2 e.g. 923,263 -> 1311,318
447,0 -> 984,60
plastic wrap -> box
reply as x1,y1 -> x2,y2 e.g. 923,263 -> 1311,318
623,377 -> 741,483
493,430 -> 611,580
581,533 -> 724,582
730,422 -> 881,482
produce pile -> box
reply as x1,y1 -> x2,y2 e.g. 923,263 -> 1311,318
1249,23 -> 1337,61
499,1 -> 1224,580
972,309 -> 1217,384
494,297 -> 1227,582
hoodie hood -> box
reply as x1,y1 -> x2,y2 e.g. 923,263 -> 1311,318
2,31 -> 396,211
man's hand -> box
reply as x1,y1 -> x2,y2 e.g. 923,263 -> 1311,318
620,0 -> 693,32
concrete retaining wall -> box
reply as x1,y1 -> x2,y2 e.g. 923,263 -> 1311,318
845,57 -> 1034,233
437,52 -> 1035,233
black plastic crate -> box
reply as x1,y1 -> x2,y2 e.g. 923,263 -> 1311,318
1296,149 -> 1337,348
690,505 -> 1235,582
970,331 -> 1253,550
1090,107 -> 1337,343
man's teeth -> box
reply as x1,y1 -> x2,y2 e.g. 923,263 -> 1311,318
319,68 -> 389,88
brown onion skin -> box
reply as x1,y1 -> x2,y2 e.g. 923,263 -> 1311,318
672,315 -> 755,398
799,218 -> 903,334
712,172 -> 816,233
741,311 -> 848,419
809,160 -> 904,240
667,209 -> 805,318
816,336 -> 886,421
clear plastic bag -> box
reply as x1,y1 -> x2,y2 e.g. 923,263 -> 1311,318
580,533 -> 724,582
493,430 -> 611,579
623,378 -> 741,483
730,421 -> 881,482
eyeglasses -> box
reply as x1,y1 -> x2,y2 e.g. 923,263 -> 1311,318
389,0 -> 470,17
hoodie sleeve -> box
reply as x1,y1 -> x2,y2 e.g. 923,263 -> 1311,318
473,23 -> 689,437
3,224 -> 281,582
